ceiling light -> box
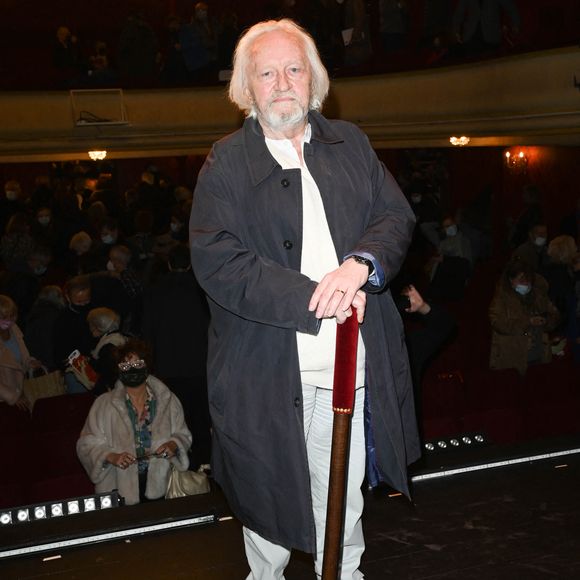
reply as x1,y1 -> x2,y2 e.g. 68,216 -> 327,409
450,136 -> 470,146
88,150 -> 107,161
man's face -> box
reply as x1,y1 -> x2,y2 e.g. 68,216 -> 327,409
530,225 -> 547,241
246,30 -> 311,134
70,288 -> 91,307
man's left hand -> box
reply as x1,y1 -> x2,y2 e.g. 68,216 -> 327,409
308,259 -> 368,323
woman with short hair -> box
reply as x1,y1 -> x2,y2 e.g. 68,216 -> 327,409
77,338 -> 192,504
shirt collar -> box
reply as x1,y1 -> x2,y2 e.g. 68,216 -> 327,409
242,110 -> 344,186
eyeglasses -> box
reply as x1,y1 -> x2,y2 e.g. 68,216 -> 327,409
118,359 -> 146,371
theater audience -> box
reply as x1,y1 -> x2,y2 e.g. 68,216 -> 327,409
1,213 -> 36,273
560,196 -> 580,243
0,294 -> 40,410
65,231 -> 100,275
489,259 -> 559,375
379,0 -> 410,52
1,181 -> 27,233
342,0 -> 373,67
439,214 -> 473,265
428,215 -> 472,299
453,0 -> 520,55
77,339 -> 192,505
408,184 -> 442,250
24,285 -> 66,371
512,223 -> 548,272
118,12 -> 159,85
401,283 -> 455,428
541,235 -> 578,333
142,245 -> 210,466
509,184 -> 543,249
152,207 -> 188,259
160,15 -> 188,85
52,25 -> 84,76
33,206 -> 58,250
127,210 -> 157,282
87,307 -> 127,396
53,275 -> 96,393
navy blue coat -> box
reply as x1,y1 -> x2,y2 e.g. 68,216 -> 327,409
190,111 -> 420,553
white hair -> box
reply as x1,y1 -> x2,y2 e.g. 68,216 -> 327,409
228,19 -> 330,118
87,307 -> 120,334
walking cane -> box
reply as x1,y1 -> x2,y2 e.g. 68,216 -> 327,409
321,313 -> 359,579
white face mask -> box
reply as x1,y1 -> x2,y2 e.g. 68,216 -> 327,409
445,225 -> 458,237
515,284 -> 531,296
411,194 -> 422,204
170,222 -> 182,233
534,237 -> 546,247
38,216 -> 51,226
101,234 -> 115,245
5,191 -> 18,201
106,260 -> 116,272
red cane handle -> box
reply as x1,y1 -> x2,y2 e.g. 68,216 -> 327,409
332,314 -> 359,414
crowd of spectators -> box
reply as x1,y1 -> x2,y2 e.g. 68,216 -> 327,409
395,152 -> 580,374
0,153 -> 578,502
37,0 -> 573,91
0,163 -> 211,469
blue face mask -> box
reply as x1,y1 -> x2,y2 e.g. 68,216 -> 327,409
445,225 -> 458,237
515,284 -> 531,296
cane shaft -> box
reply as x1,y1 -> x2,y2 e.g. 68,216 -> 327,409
322,413 -> 352,580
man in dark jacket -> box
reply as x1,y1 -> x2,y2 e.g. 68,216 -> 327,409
190,18 -> 419,579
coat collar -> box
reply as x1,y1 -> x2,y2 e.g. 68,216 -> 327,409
242,110 -> 344,187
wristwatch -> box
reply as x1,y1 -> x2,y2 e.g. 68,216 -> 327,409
350,255 -> 373,276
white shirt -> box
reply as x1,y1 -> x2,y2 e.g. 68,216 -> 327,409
265,125 -> 366,388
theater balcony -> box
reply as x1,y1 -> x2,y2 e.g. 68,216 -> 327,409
0,45 -> 579,163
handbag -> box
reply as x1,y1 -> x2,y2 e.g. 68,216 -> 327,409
165,464 -> 210,499
23,368 -> 66,410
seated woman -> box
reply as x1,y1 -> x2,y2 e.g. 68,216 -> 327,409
489,259 -> 559,376
77,338 -> 192,505
0,294 -> 40,410
87,307 -> 127,396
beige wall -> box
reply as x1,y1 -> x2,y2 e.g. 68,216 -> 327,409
0,46 -> 579,162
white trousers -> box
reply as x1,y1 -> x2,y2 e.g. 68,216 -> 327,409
244,385 -> 366,580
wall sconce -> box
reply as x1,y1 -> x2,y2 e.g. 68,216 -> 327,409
449,136 -> 470,146
88,150 -> 107,161
504,149 -> 528,173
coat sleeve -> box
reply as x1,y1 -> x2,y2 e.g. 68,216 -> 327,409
76,396 -> 117,485
189,153 -> 320,335
166,393 -> 192,472
347,135 -> 416,293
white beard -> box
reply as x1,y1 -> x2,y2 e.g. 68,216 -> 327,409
257,94 -> 309,132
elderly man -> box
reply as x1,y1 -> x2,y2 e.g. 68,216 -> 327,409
189,19 -> 419,579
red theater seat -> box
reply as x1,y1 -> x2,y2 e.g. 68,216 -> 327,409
0,403 -> 32,435
31,393 -> 94,433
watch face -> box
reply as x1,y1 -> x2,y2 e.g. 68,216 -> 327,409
353,256 -> 372,272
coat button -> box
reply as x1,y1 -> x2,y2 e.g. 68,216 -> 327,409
281,179 -> 290,187
283,240 -> 293,250
294,397 -> 301,407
